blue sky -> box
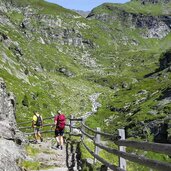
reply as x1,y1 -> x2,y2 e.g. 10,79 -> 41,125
45,0 -> 130,11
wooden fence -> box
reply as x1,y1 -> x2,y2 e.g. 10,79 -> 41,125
18,116 -> 171,171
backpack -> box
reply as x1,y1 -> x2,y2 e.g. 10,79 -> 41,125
56,114 -> 66,130
36,115 -> 42,126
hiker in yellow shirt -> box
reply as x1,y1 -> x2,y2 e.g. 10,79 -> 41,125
32,111 -> 43,143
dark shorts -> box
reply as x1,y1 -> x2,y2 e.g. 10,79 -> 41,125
55,129 -> 64,136
34,127 -> 41,134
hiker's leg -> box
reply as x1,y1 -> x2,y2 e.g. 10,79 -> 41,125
59,130 -> 64,149
58,135 -> 61,145
34,133 -> 37,141
55,130 -> 60,147
37,129 -> 43,142
60,136 -> 64,146
61,129 -> 64,146
56,136 -> 60,144
34,128 -> 38,142
58,135 -> 63,150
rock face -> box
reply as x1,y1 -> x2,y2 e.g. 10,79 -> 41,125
0,78 -> 25,171
0,0 -> 94,49
0,78 -> 16,123
87,4 -> 171,39
159,50 -> 171,70
139,0 -> 171,4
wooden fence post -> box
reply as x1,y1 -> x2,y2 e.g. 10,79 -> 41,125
70,115 -> 74,134
118,128 -> 126,170
94,127 -> 101,164
81,117 -> 85,139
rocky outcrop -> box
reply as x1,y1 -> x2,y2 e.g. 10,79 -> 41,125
144,121 -> 168,143
87,4 -> 171,39
0,78 -> 16,123
58,67 -> 75,77
144,49 -> 171,78
0,0 -> 94,49
139,0 -> 171,5
0,78 -> 25,171
158,49 -> 171,70
131,14 -> 170,39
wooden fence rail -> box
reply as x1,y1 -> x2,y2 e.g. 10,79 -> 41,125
115,140 -> 171,156
18,116 -> 81,125
19,123 -> 71,130
82,122 -> 120,139
17,116 -> 54,125
82,140 -> 125,171
94,142 -> 171,171
18,115 -> 171,171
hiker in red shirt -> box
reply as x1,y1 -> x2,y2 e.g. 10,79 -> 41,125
54,110 -> 66,150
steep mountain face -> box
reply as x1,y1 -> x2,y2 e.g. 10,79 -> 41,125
0,0 -> 171,143
87,3 -> 171,39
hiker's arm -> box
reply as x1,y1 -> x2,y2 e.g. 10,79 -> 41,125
32,120 -> 35,128
41,116 -> 43,127
51,123 -> 56,130
51,117 -> 57,128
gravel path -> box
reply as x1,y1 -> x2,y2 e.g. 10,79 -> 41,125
40,168 -> 68,171
29,138 -> 68,171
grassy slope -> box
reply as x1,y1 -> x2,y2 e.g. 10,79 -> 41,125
91,1 -> 171,16
0,0 -> 114,125
0,0 -> 171,134
84,1 -> 171,134
1,0 -> 171,170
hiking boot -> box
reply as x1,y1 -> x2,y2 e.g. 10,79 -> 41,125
56,144 -> 60,149
60,146 -> 63,150
33,140 -> 38,144
40,137 -> 43,142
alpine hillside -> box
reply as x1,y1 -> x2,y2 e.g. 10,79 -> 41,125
1,0 -> 171,145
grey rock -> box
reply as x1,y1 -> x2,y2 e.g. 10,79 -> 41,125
0,139 -> 25,171
0,121 -> 15,140
122,82 -> 131,89
147,110 -> 158,115
138,90 -> 148,95
140,0 -> 171,5
87,6 -> 171,39
0,32 -> 8,42
110,84 -> 119,90
0,78 -> 16,123
20,19 -> 33,30
159,50 -> 171,71
0,78 -> 26,171
58,67 -> 75,77
34,65 -> 44,72
157,97 -> 171,107
145,121 -> 168,143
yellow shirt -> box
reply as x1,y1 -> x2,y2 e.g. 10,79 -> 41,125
33,114 -> 42,126
33,114 -> 39,122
